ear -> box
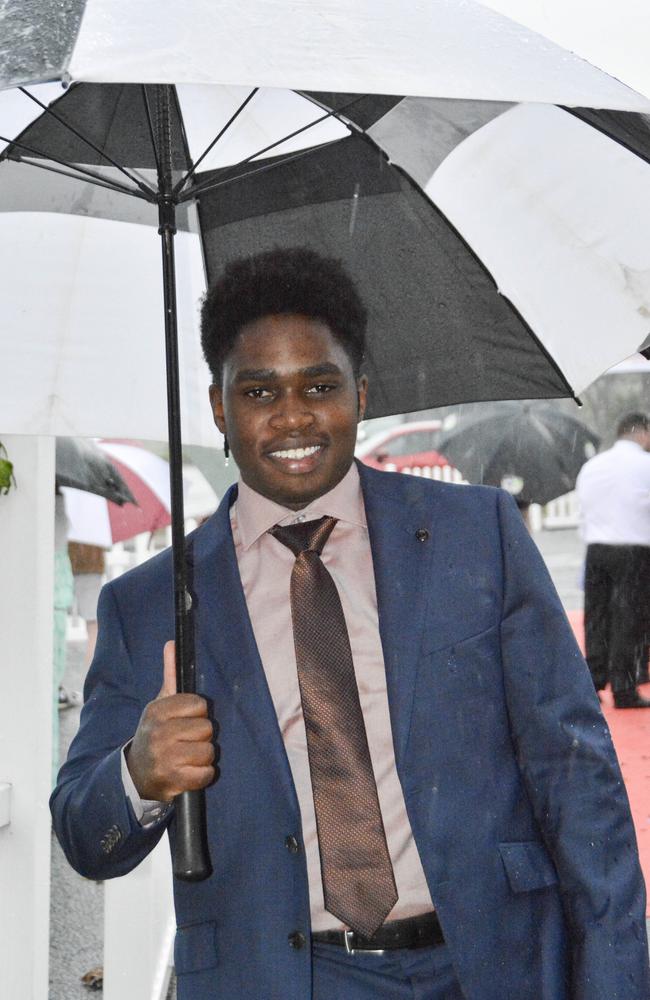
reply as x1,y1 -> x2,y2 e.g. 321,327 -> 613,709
208,383 -> 226,434
356,375 -> 368,423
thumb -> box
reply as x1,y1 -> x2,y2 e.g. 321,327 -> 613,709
158,640 -> 178,698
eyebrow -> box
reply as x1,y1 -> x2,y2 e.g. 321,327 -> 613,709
233,363 -> 343,384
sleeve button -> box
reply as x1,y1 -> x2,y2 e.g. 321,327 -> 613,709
288,931 -> 306,950
285,834 -> 300,854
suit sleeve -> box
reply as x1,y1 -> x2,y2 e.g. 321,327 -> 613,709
496,490 -> 649,998
50,582 -> 171,879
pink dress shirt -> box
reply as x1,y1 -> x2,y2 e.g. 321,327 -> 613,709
232,464 -> 433,931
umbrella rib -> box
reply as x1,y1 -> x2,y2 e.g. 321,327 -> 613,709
171,85 -> 194,184
8,154 -> 155,200
180,99 -> 359,202
562,106 -> 650,168
141,85 -> 162,181
179,137 -> 342,201
1,135 -> 155,200
18,88 -> 157,198
172,87 -> 259,197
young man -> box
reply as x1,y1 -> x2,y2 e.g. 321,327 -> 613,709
52,248 -> 649,999
576,412 -> 650,706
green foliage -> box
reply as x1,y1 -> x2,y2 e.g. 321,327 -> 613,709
0,441 -> 16,495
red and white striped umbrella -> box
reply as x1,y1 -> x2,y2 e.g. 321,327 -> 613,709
62,441 -> 215,547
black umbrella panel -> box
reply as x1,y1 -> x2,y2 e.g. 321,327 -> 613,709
438,402 -> 600,505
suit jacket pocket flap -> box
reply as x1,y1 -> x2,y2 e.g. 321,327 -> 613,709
499,841 -> 559,893
174,920 -> 218,974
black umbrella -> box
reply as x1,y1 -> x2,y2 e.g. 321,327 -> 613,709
437,402 -> 600,506
55,437 -> 135,505
1,82 -> 649,879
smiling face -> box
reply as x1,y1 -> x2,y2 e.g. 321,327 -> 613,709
209,314 -> 367,509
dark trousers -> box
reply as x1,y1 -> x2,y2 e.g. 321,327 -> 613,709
584,543 -> 650,694
312,941 -> 465,999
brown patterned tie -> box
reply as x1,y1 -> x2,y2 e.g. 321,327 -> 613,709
270,515 -> 398,939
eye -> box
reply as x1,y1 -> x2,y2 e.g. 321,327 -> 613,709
244,387 -> 273,399
305,383 -> 336,395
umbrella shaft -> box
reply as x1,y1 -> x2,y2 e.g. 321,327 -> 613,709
160,213 -> 193,693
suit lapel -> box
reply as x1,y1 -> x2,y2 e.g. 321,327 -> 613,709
359,463 -> 439,768
189,488 -> 300,814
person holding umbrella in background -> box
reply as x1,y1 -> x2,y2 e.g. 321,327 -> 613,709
52,249 -> 648,999
576,412 -> 650,708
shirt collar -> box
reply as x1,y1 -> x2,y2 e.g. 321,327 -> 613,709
234,463 -> 366,550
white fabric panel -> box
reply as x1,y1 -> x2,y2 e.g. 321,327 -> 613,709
481,1 -> 650,100
69,0 -> 650,111
0,213 -> 216,444
429,104 -> 650,395
607,354 -> 650,375
177,86 -> 347,169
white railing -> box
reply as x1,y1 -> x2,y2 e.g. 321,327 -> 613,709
383,464 -> 581,530
383,462 -> 466,483
541,491 -> 581,529
103,838 -> 175,1000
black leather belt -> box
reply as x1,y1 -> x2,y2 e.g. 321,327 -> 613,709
312,911 -> 444,954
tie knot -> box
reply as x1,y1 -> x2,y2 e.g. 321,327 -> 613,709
270,515 -> 337,557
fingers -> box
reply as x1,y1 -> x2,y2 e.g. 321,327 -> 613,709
172,765 -> 216,795
158,640 -> 178,699
164,715 -> 214,743
127,641 -> 219,801
156,642 -> 208,718
180,739 -> 216,768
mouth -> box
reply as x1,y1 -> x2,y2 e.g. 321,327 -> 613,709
269,444 -> 322,460
265,442 -> 325,473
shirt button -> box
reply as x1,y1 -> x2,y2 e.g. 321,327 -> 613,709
285,834 -> 300,854
293,513 -> 306,523
288,931 -> 306,950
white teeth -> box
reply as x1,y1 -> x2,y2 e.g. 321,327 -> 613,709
271,445 -> 320,460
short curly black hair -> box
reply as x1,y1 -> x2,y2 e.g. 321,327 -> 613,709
200,247 -> 367,383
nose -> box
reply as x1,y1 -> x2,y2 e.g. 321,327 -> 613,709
269,390 -> 315,432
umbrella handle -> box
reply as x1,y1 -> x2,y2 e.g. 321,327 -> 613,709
172,789 -> 213,882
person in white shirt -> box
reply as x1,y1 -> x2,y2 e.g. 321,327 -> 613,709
576,412 -> 650,708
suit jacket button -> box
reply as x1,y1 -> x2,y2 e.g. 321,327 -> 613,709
288,931 -> 306,950
415,528 -> 429,542
285,834 -> 300,854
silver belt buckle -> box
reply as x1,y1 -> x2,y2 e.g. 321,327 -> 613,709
344,929 -> 385,956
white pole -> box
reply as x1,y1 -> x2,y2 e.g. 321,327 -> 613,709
104,837 -> 175,1000
0,435 -> 55,999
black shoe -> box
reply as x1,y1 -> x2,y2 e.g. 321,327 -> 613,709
613,691 -> 650,709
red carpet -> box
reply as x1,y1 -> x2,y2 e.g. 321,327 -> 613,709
567,610 -> 650,915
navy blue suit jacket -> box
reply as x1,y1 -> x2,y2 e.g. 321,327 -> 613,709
51,465 -> 649,999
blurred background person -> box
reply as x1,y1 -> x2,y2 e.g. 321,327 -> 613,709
576,412 -> 650,708
68,541 -> 106,669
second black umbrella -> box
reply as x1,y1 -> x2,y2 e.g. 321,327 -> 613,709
438,403 -> 600,506
55,437 -> 136,505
